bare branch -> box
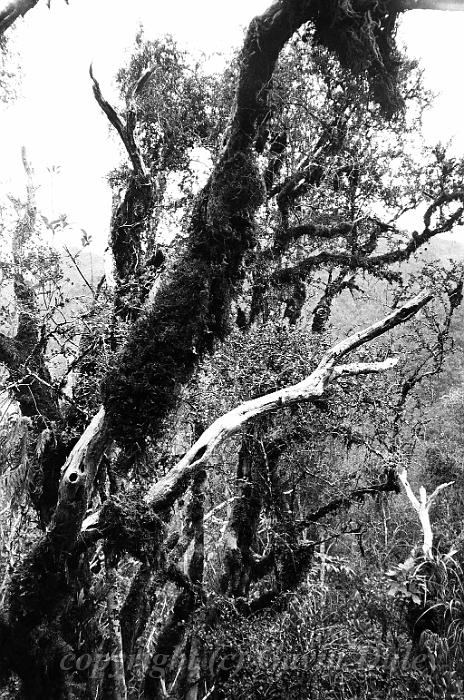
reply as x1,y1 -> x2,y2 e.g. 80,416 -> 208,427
146,291 -> 431,512
332,359 -> 398,376
298,470 -> 400,527
0,0 -> 39,35
62,245 -> 96,298
89,64 -> 147,177
399,468 -> 454,557
318,289 -> 432,365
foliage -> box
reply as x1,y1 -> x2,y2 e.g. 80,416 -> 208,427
309,0 -> 404,117
3,4 -> 464,700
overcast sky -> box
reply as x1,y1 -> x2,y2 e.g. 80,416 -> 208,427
1,1 -> 464,252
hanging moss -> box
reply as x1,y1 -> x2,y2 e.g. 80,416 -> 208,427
102,149 -> 265,452
310,0 -> 403,117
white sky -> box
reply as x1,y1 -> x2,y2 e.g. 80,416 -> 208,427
1,1 -> 464,252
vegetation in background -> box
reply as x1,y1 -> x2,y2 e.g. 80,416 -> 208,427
1,2 -> 464,699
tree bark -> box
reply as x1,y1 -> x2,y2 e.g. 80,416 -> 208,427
220,433 -> 264,598
104,550 -> 128,700
399,469 -> 453,558
0,409 -> 109,698
0,0 -> 40,35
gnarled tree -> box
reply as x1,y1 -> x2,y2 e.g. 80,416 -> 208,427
2,2 -> 464,699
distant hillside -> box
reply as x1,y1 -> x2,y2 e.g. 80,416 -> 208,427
321,235 -> 464,401
326,235 -> 464,334
60,246 -> 106,302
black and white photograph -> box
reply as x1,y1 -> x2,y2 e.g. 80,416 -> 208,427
1,1 -> 464,698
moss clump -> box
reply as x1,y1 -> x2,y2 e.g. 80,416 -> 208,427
102,150 -> 264,452
101,253 -> 209,450
310,0 -> 403,117
100,494 -> 165,564
205,150 -> 265,230
111,173 -> 153,282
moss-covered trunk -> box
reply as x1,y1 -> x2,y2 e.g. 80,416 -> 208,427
111,172 -> 155,319
101,0 -> 322,450
0,1 -> 416,696
220,434 -> 263,598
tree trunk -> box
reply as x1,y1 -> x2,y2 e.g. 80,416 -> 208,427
104,550 -> 128,700
221,433 -> 263,597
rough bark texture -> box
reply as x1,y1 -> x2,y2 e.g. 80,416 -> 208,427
221,434 -> 264,598
0,0 -> 40,35
111,175 -> 152,283
120,564 -> 154,665
104,551 -> 128,700
2,1 -> 463,697
0,409 -> 109,698
143,471 -> 206,700
101,0 -> 333,452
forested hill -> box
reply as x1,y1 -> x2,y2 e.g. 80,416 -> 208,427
328,235 -> 464,340
326,235 -> 464,400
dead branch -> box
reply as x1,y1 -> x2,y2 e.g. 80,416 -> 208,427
145,290 -> 431,512
0,0 -> 39,35
89,64 -> 148,177
81,290 -> 431,537
399,468 -> 454,558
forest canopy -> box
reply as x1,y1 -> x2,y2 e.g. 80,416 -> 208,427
1,2 -> 464,699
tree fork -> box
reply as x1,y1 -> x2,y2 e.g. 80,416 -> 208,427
3,0 -> 464,695
102,0 -> 378,450
142,472 -> 206,699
